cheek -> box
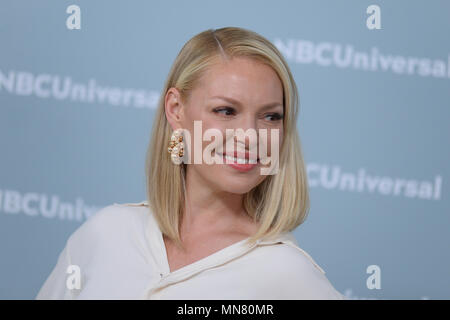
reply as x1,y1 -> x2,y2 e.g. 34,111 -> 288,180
202,122 -> 226,156
263,127 -> 283,156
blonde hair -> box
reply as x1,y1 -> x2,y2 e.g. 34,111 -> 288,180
145,27 -> 309,250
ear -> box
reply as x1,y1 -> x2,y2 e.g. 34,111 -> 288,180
165,87 -> 184,131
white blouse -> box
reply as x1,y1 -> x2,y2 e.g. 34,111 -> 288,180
35,201 -> 345,300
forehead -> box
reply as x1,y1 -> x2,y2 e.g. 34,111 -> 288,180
194,57 -> 283,106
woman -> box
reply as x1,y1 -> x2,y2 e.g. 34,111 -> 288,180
36,27 -> 344,300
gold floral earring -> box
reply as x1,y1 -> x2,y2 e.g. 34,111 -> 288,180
168,128 -> 184,165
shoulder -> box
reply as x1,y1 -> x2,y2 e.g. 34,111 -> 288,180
66,201 -> 150,256
251,238 -> 345,299
71,200 -> 148,237
253,240 -> 325,277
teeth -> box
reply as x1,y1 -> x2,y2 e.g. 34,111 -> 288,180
220,153 -> 257,164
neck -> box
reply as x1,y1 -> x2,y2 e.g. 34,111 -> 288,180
179,165 -> 248,239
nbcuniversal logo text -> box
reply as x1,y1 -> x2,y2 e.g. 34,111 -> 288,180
0,69 -> 159,109
0,191 -> 101,222
274,39 -> 450,80
309,164 -> 442,200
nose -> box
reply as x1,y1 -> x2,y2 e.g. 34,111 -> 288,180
231,114 -> 259,152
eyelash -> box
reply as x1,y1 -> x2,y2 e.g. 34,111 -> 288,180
213,107 -> 284,121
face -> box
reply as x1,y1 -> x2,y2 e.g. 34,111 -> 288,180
166,57 -> 284,194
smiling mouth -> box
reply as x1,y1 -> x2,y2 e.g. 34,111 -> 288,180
215,152 -> 259,164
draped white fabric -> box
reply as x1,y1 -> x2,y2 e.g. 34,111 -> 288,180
36,201 -> 344,300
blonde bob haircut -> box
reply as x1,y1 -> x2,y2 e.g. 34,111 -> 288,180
145,26 -> 310,250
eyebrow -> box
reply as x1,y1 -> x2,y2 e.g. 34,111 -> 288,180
210,95 -> 283,111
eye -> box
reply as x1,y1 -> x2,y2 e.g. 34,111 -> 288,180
213,107 -> 236,116
264,113 -> 284,121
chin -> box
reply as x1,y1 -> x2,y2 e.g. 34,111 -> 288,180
220,183 -> 255,195
214,173 -> 265,195
193,164 -> 267,195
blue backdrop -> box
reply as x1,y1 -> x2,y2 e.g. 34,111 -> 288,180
1,0 -> 449,299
